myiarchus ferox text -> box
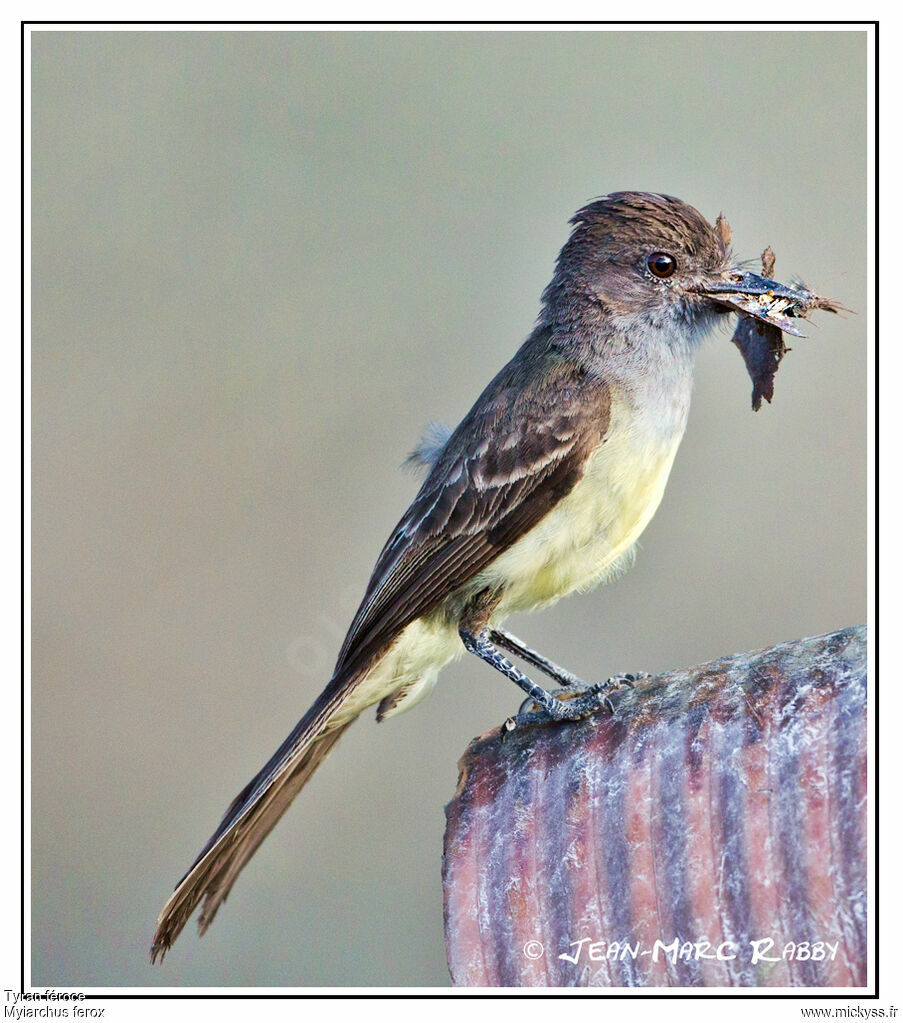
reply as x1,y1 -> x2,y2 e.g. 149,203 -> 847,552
151,191 -> 822,960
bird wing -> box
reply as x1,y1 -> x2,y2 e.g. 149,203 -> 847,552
333,350 -> 612,679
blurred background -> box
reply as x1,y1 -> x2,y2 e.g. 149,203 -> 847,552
30,29 -> 867,987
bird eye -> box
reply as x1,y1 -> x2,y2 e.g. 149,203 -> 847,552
647,252 -> 677,278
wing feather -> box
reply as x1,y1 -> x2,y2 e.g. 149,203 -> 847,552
334,349 -> 612,678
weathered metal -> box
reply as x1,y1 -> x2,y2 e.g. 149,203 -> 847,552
443,626 -> 867,987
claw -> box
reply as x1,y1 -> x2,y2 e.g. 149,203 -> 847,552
608,671 -> 651,690
500,716 -> 518,743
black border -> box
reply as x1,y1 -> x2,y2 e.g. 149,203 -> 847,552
21,18 -> 878,1000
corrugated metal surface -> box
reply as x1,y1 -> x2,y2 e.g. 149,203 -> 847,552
443,626 -> 867,988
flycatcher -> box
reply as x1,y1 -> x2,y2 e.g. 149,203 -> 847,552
151,191 -> 819,960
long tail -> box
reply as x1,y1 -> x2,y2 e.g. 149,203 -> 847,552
150,681 -> 357,962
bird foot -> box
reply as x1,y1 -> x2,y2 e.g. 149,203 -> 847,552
503,671 -> 649,739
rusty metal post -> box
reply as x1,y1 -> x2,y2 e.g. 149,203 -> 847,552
443,626 -> 867,988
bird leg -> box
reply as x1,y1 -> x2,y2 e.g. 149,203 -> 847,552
459,626 -> 632,726
487,626 -> 648,715
487,627 -> 586,688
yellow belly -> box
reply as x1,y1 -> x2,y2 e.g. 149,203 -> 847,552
333,400 -> 686,724
476,415 -> 683,615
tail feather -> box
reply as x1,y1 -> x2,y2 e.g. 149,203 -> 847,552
150,685 -> 357,963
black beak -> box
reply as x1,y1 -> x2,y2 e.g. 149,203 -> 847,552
700,269 -> 813,337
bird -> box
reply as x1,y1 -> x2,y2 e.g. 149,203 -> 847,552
151,191 -> 812,960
